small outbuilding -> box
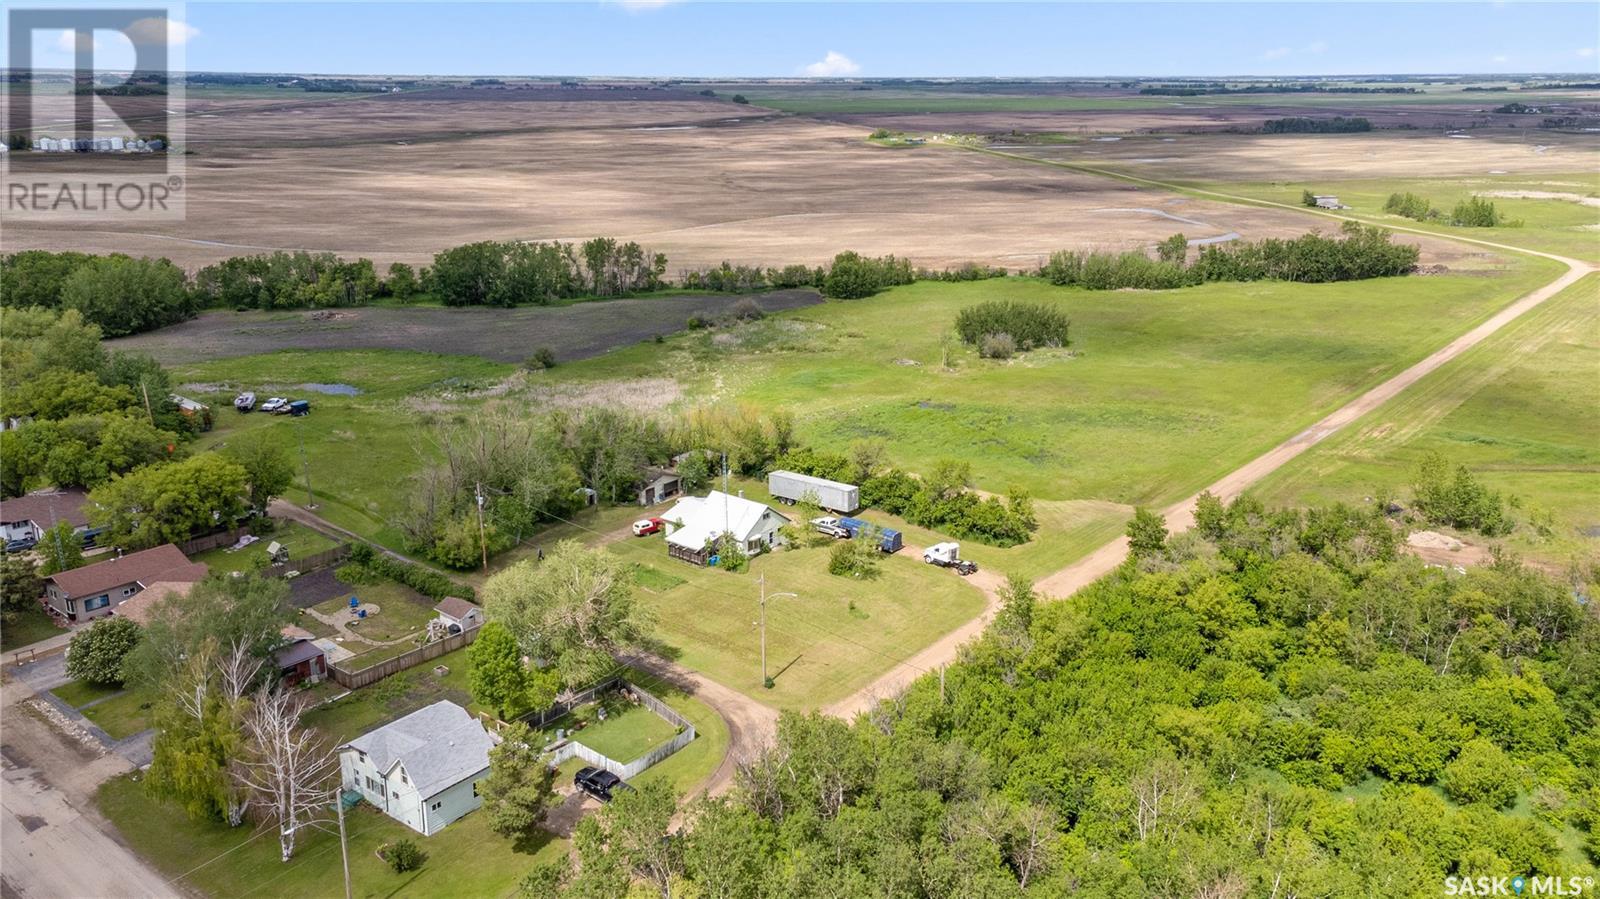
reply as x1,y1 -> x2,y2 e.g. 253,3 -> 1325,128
339,701 -> 497,835
636,466 -> 682,507
274,638 -> 327,687
1312,195 -> 1344,209
435,596 -> 483,632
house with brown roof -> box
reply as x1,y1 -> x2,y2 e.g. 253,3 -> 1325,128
0,488 -> 94,546
43,544 -> 208,623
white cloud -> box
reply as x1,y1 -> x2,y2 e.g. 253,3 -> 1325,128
124,17 -> 200,46
1491,54 -> 1510,64
1261,47 -> 1291,61
1578,47 -> 1596,59
802,51 -> 861,77
1304,40 -> 1328,54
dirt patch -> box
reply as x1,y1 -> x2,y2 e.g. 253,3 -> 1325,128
107,290 -> 823,365
1404,529 -> 1493,569
1479,190 -> 1600,207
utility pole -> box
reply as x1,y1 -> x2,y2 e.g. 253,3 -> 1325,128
757,573 -> 796,688
335,794 -> 352,899
474,481 -> 488,572
295,415 -> 314,509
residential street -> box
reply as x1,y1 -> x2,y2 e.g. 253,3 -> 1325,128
0,677 -> 177,898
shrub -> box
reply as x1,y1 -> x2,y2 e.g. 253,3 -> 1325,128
1412,452 -> 1511,536
525,347 -> 557,370
1442,739 -> 1518,807
385,838 -> 427,873
66,617 -> 141,686
686,315 -> 708,330
731,94 -> 749,104
956,301 -> 1071,352
1301,189 -> 1317,208
1451,196 -> 1508,227
334,562 -> 380,586
348,553 -> 474,601
828,537 -> 881,579
1384,192 -> 1437,222
978,333 -> 1016,359
821,251 -> 915,300
728,297 -> 764,321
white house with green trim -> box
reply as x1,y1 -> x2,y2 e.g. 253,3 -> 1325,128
339,701 -> 497,835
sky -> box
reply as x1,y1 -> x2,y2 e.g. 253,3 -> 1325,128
15,1 -> 1600,78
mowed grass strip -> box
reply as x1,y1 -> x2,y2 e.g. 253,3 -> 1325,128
1252,273 -> 1600,565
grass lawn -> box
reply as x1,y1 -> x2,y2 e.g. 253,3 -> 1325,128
314,580 -> 438,646
1253,274 -> 1600,568
80,689 -> 156,740
98,774 -> 567,899
572,703 -> 680,762
1,605 -> 64,651
188,520 -> 340,574
301,649 -> 477,745
604,533 -> 988,710
621,667 -> 729,798
50,678 -> 122,709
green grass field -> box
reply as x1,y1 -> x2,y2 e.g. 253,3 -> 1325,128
176,350 -> 514,550
605,534 -> 987,709
98,774 -> 567,899
1252,274 -> 1600,566
1186,173 -> 1600,263
317,582 -> 438,645
549,266 -> 1557,511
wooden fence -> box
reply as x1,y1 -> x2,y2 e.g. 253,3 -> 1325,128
178,527 -> 252,556
542,679 -> 697,779
521,675 -> 622,728
327,623 -> 480,689
268,544 -> 350,577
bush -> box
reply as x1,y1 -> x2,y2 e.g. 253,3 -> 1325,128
1451,196 -> 1508,227
385,838 -> 427,873
728,297 -> 764,321
1442,739 -> 1518,808
348,553 -> 474,601
1384,192 -> 1437,222
821,251 -> 915,300
525,347 -> 557,370
956,301 -> 1071,351
1412,453 -> 1511,536
66,617 -> 141,686
686,315 -> 709,330
828,538 -> 881,579
978,333 -> 1016,359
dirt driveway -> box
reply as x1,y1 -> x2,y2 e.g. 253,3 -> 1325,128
108,289 -> 823,366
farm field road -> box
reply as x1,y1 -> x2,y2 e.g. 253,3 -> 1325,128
824,159 -> 1597,722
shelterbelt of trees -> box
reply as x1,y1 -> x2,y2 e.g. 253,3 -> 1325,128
1,223 -> 1421,337
527,497 -> 1600,897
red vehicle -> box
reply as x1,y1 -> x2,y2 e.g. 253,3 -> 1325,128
631,517 -> 666,537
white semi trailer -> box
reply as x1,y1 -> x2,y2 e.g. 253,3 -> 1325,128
767,470 -> 860,513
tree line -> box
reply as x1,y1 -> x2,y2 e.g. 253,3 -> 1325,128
1261,116 -> 1373,133
513,497 -> 1598,896
1385,193 -> 1516,228
1040,222 -> 1420,290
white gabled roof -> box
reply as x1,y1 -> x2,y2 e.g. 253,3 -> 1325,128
345,701 -> 494,798
663,490 -> 787,550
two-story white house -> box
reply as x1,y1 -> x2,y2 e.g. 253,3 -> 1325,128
339,701 -> 497,835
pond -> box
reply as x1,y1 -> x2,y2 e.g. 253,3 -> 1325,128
299,382 -> 362,395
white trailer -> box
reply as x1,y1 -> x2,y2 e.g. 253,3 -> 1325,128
767,470 -> 859,513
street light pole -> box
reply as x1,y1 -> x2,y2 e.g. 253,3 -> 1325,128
757,573 -> 796,687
